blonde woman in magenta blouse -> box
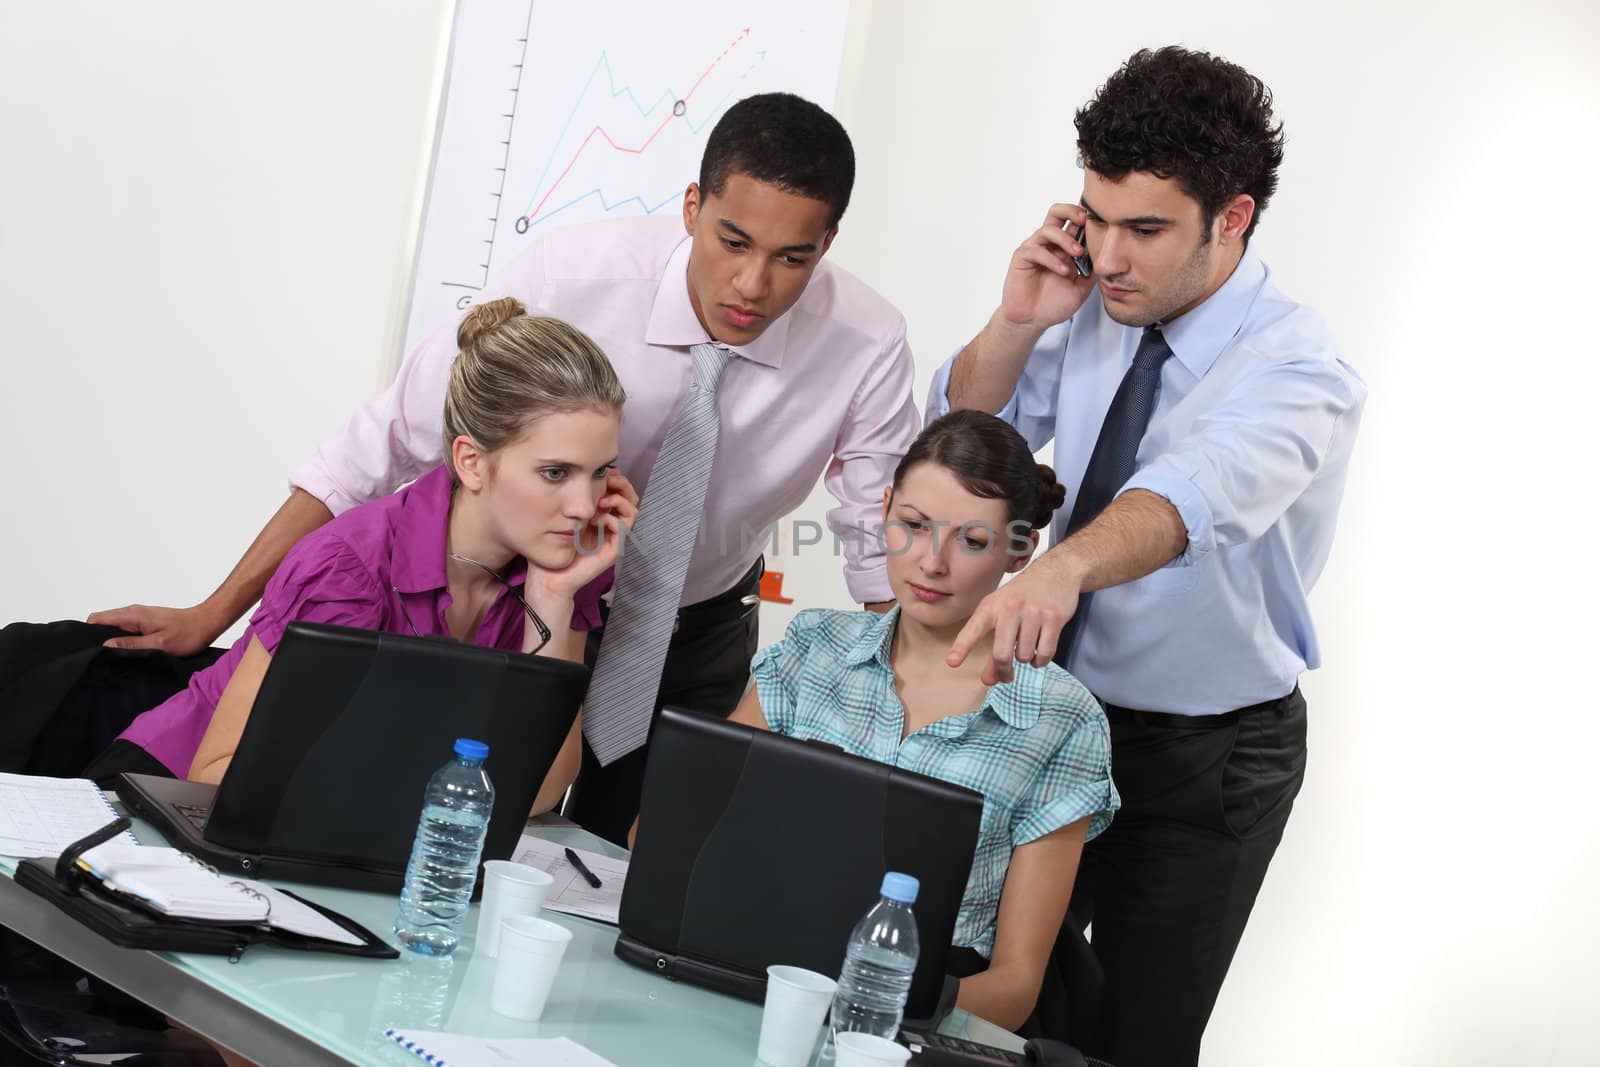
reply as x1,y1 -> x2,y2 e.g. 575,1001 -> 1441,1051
101,298 -> 636,810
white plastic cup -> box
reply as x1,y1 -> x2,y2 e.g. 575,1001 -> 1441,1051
833,1032 -> 913,1067
756,965 -> 838,1067
489,915 -> 573,1020
478,860 -> 554,959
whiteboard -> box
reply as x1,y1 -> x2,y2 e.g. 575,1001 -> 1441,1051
401,0 -> 851,355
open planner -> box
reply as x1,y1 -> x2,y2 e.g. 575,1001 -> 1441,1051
7,781 -> 398,959
74,842 -> 370,944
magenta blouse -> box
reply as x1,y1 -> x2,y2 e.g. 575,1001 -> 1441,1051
118,465 -> 610,775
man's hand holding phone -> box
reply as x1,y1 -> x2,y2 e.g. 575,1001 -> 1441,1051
998,203 -> 1097,335
946,202 -> 1098,421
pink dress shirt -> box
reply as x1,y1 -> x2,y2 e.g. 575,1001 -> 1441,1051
117,466 -> 607,775
291,215 -> 920,605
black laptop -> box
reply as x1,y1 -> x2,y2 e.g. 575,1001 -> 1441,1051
616,707 -> 983,1027
118,621 -> 588,892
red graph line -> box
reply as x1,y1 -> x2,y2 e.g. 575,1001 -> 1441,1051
525,27 -> 752,223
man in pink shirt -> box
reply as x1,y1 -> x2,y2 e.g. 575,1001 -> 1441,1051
93,93 -> 919,842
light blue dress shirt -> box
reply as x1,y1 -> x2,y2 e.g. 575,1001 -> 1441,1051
752,607 -> 1119,959
928,251 -> 1366,714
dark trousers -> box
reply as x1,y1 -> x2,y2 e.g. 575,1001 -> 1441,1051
1067,686 -> 1308,1067
563,562 -> 762,845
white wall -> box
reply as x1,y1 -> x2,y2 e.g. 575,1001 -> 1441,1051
0,0 -> 449,628
3,2 -> 1597,1064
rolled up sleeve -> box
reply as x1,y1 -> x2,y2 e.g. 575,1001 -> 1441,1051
1121,353 -> 1367,566
825,319 -> 921,604
1011,702 -> 1119,847
248,536 -> 385,652
926,320 -> 1070,455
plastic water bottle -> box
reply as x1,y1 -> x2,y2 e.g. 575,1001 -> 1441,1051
830,872 -> 921,1039
394,738 -> 495,956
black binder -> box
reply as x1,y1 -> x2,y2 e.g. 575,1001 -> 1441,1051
13,816 -> 398,959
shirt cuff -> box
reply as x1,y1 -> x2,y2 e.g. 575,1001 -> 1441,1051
926,359 -> 956,419
288,455 -> 364,518
749,645 -> 791,734
1011,776 -> 1119,847
925,352 -> 1022,425
843,563 -> 893,606
1120,462 -> 1218,567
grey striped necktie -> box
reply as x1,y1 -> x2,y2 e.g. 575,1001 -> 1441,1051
583,342 -> 733,766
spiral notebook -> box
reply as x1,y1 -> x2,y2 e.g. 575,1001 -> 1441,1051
0,772 -> 139,858
385,1029 -> 617,1067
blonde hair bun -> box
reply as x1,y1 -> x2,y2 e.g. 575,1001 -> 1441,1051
457,296 -> 528,352
442,302 -> 625,475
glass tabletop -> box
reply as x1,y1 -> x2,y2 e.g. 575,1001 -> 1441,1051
3,810 -> 1022,1065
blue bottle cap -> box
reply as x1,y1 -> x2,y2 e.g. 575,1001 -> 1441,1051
881,872 -> 919,904
453,738 -> 489,761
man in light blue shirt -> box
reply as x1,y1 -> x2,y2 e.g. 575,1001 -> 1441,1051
931,47 -> 1365,1066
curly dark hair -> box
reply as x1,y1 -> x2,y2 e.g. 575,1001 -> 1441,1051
1076,46 -> 1285,242
699,92 -> 855,228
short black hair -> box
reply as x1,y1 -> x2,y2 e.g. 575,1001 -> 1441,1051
699,92 -> 855,228
1076,46 -> 1286,242
893,410 -> 1066,533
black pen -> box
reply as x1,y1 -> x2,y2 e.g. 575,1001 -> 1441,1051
564,846 -> 602,888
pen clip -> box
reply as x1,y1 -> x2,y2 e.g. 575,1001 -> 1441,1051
55,816 -> 132,890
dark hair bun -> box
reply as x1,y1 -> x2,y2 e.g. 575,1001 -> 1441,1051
1031,464 -> 1067,529
457,296 -> 527,352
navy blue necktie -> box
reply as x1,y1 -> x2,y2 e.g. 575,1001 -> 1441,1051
1055,326 -> 1175,669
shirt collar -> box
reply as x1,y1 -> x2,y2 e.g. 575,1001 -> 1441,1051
1157,247 -> 1267,380
387,465 -> 527,596
839,605 -> 1043,731
643,232 -> 791,369
842,604 -> 900,667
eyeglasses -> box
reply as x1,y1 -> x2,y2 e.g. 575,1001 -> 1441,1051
391,553 -> 552,655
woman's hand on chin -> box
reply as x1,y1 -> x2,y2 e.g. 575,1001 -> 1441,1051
528,470 -> 639,602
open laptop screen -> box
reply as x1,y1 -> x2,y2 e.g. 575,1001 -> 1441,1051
200,622 -> 588,882
618,707 -> 982,1024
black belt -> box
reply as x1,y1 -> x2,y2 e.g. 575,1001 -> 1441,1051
673,557 -> 763,633
1099,685 -> 1299,731
596,558 -> 764,634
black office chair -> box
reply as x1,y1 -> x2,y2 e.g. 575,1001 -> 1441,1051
1024,918 -> 1105,1048
0,929 -> 226,1066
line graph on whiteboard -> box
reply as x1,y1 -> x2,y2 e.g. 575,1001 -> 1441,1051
402,0 -> 850,355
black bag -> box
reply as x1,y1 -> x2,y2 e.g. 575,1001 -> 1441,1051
0,620 -> 224,778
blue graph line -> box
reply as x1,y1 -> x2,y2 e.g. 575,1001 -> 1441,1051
529,187 -> 683,230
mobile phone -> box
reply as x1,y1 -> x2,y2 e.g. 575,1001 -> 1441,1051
1068,222 -> 1092,278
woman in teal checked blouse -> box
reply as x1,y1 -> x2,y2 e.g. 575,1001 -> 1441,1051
733,410 -> 1119,1031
